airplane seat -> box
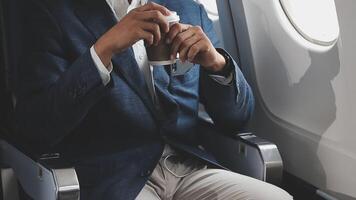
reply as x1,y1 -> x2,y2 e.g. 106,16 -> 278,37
0,0 -> 80,199
0,0 -> 283,199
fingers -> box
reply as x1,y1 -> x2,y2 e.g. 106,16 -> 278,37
178,35 -> 201,62
128,2 -> 170,46
140,22 -> 161,45
138,10 -> 170,33
136,2 -> 170,16
170,28 -> 195,59
187,40 -> 211,62
166,23 -> 191,44
139,30 -> 154,46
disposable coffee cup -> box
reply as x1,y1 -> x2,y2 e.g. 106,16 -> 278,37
146,11 -> 180,65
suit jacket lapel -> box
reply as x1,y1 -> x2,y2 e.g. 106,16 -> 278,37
74,0 -> 159,120
112,49 -> 160,120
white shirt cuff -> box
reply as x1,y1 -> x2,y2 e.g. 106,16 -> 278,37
90,46 -> 113,85
209,72 -> 234,85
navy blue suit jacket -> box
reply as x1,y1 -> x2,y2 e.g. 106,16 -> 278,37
15,0 -> 254,199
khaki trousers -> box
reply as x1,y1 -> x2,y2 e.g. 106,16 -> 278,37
136,145 -> 292,200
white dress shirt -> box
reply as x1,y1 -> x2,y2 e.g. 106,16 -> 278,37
90,0 -> 233,101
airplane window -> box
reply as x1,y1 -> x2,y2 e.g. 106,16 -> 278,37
280,0 -> 339,46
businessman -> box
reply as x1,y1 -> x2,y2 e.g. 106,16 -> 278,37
16,0 -> 292,199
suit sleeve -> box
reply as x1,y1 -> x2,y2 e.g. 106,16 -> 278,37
15,1 -> 109,147
198,4 -> 255,132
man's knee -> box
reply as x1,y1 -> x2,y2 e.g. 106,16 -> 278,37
249,182 -> 293,200
206,169 -> 293,200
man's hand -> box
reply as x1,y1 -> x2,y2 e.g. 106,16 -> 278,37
166,23 -> 226,72
94,2 -> 171,67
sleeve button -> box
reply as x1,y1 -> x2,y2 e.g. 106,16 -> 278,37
140,170 -> 152,177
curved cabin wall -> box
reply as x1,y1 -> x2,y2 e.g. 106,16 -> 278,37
229,0 -> 356,198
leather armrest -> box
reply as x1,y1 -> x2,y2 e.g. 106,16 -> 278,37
198,116 -> 283,185
0,139 -> 80,200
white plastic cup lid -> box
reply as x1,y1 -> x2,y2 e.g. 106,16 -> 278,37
166,11 -> 180,23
